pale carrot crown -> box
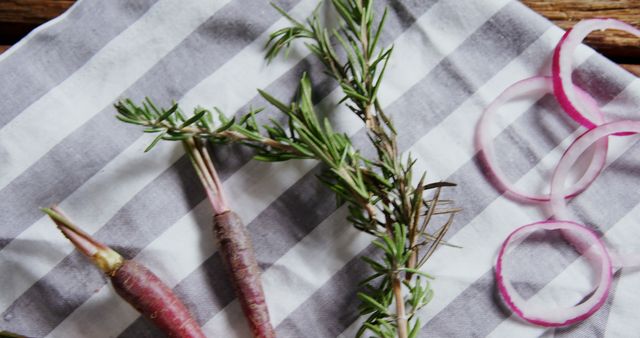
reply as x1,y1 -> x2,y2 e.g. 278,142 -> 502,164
42,207 -> 124,276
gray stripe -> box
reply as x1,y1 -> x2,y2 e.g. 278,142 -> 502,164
390,4 -> 549,152
271,19 -> 636,338
120,165 -> 337,338
118,0 -> 445,335
420,59 -> 636,336
240,0 -> 563,334
0,19 -> 330,338
0,0 -> 300,250
0,0 -> 305,334
422,138 -> 638,337
2,1 -> 633,337
89,51 -> 368,335
1,156 -> 203,337
276,51 -> 633,337
554,270 -> 622,338
1,0 -> 379,331
0,0 -> 158,128
118,34 -> 371,336
267,3 -> 558,336
444,56 -> 633,240
277,246 -> 378,337
413,264 -> 622,338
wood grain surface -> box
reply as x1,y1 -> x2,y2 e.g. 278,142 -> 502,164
0,0 -> 74,23
0,0 -> 73,47
0,0 -> 637,75
523,1 -> 639,60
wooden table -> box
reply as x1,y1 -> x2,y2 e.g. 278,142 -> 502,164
0,0 -> 74,54
0,0 -> 638,75
524,0 -> 639,75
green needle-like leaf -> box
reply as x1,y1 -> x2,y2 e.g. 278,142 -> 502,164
145,131 -> 167,152
156,103 -> 179,123
114,2 -> 459,337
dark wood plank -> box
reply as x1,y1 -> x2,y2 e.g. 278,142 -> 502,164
0,0 -> 74,45
0,0 -> 75,24
522,0 -> 640,63
621,63 -> 640,76
0,1 -> 637,76
0,21 -> 41,45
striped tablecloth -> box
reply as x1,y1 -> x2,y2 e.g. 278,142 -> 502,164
1,0 -> 639,337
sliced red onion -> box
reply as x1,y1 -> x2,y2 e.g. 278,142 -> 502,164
550,120 -> 640,265
552,19 -> 640,131
496,220 -> 613,327
476,76 -> 608,203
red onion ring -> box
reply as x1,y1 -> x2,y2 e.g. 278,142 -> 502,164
490,18 -> 640,328
496,220 -> 613,327
550,121 -> 640,263
552,19 -> 640,133
476,76 -> 608,203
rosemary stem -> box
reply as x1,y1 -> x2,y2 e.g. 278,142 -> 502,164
114,2 -> 460,335
406,253 -> 417,282
392,276 -> 408,338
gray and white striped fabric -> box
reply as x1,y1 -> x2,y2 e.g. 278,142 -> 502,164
1,0 -> 639,337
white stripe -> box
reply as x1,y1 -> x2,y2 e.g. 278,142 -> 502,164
338,25 -> 603,337
0,1 -> 80,62
0,0 -> 319,317
202,0 -> 520,335
487,188 -> 640,338
38,2 -> 636,338
407,82 -> 640,332
51,0 -> 513,335
202,206 -> 372,336
0,0 -> 320,316
486,79 -> 640,336
44,0 -> 324,335
604,271 -> 640,337
0,137 -> 183,311
198,87 -> 360,337
0,0 -> 230,192
48,158 -> 320,337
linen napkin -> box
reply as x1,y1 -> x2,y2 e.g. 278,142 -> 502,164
1,0 -> 639,337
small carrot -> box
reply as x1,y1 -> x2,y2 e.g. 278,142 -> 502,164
184,138 -> 275,338
113,100 -> 276,337
214,211 -> 272,337
42,207 -> 206,338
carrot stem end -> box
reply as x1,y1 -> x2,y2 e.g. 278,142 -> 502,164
42,207 -> 124,275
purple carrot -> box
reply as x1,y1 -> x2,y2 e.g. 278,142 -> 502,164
183,138 -> 275,338
43,207 -> 206,338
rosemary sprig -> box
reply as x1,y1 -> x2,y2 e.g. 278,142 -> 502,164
114,1 -> 459,337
